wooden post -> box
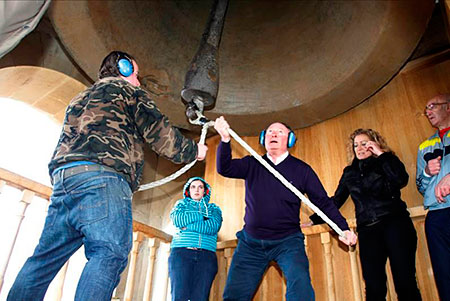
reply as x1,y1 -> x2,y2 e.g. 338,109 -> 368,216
166,278 -> 171,301
385,259 -> 397,301
143,237 -> 161,301
261,269 -> 269,300
349,244 -> 362,301
0,189 -> 34,292
162,243 -> 171,301
124,232 -> 145,301
0,180 -> 5,194
321,232 -> 336,301
50,261 -> 69,301
224,248 -> 234,273
214,249 -> 229,301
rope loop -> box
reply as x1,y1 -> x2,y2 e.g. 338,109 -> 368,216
138,110 -> 213,191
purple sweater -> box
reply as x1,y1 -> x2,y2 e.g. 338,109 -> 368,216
217,141 -> 349,240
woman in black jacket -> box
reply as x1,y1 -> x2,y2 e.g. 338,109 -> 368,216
311,128 -> 421,301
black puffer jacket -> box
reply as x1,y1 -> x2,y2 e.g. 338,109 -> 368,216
311,152 -> 410,229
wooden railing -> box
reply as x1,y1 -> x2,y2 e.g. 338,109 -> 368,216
124,221 -> 172,301
213,227 -> 363,301
0,167 -> 439,300
212,207 -> 437,301
0,167 -> 62,298
0,167 -> 173,301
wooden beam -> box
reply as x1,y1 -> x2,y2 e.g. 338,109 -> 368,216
132,220 -> 172,243
216,239 -> 238,250
0,167 -> 52,200
216,206 -> 426,250
400,49 -> 450,75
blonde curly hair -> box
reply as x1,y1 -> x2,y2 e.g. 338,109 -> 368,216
346,128 -> 392,163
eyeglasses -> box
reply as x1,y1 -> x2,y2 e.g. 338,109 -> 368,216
424,102 -> 448,112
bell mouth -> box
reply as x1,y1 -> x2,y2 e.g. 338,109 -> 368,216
49,1 -> 433,135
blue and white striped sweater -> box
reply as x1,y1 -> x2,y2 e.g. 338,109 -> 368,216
170,177 -> 223,252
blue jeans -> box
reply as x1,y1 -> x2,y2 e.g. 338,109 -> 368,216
223,230 -> 314,301
168,248 -> 218,301
8,167 -> 133,301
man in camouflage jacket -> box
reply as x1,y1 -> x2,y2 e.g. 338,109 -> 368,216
8,51 -> 207,301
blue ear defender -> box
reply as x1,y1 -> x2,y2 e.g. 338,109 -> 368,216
259,130 -> 266,146
117,58 -> 133,77
287,131 -> 297,148
259,129 -> 297,148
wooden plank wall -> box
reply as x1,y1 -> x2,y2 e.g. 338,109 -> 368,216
204,52 -> 450,300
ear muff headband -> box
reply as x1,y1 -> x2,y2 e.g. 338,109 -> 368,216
117,57 -> 133,77
259,129 -> 297,148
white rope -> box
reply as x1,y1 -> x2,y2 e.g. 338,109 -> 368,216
137,115 -> 346,239
227,128 -> 346,238
138,121 -> 214,191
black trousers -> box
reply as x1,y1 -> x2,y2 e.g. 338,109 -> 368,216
425,208 -> 450,301
358,215 -> 421,301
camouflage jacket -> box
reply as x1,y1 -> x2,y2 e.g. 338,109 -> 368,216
48,77 -> 198,191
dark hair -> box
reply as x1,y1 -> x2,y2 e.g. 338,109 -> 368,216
189,179 -> 206,189
98,51 -> 135,79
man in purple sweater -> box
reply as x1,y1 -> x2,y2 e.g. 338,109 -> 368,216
214,116 -> 357,301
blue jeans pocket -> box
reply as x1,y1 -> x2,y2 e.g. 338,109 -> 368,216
71,182 -> 109,225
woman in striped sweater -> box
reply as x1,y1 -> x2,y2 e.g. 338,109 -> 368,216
168,177 -> 223,301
